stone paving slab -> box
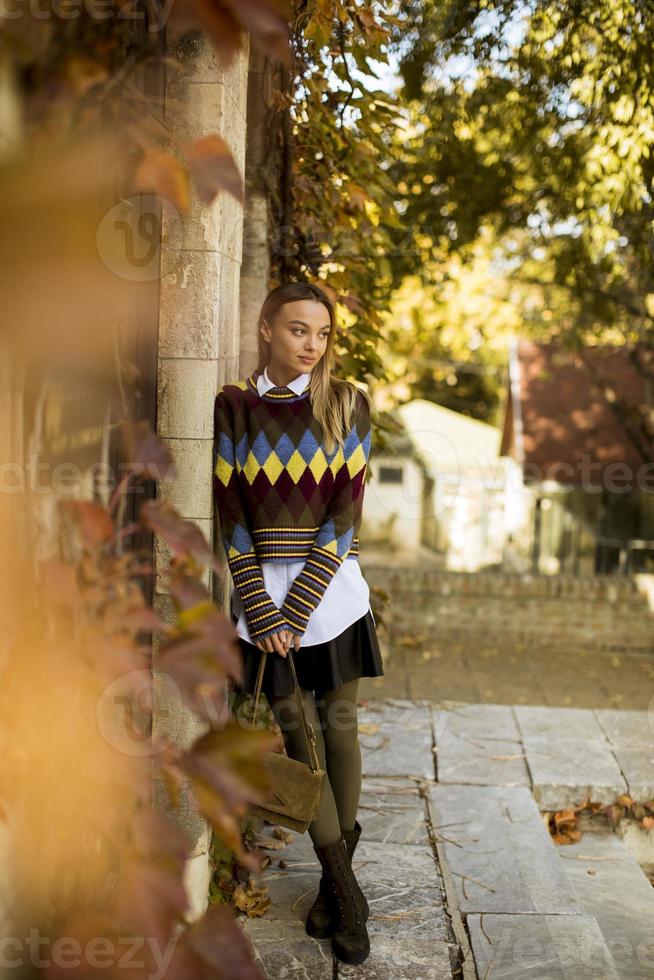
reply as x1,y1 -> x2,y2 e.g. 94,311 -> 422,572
608,745 -> 654,802
435,733 -> 531,787
558,832 -> 654,979
513,705 -> 607,741
522,734 -> 627,809
357,777 -> 431,845
336,937 -> 454,979
359,698 -> 434,727
594,709 -> 654,748
467,912 -> 620,979
594,709 -> 654,801
359,700 -> 435,780
433,703 -> 522,742
239,916 -> 333,979
260,832 -> 450,941
427,784 -> 582,915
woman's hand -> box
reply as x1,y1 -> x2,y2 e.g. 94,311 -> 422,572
255,630 -> 291,657
255,630 -> 302,657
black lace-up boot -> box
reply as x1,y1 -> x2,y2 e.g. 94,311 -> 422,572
305,819 -> 368,938
312,835 -> 370,964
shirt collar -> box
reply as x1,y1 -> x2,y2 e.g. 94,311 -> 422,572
257,365 -> 311,396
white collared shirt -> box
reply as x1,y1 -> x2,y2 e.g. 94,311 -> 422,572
230,365 -> 374,645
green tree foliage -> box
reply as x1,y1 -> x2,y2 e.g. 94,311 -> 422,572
390,0 -> 654,346
282,0 -> 408,384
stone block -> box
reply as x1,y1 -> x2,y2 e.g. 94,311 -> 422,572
435,733 -> 530,787
337,937 -> 454,979
468,913 -> 620,979
428,784 -> 582,915
595,708 -> 654,748
522,734 -> 627,809
159,437 -> 213,520
608,744 -> 654,801
158,358 -> 217,440
159,249 -> 224,360
561,832 -> 654,980
359,699 -> 435,780
433,703 -> 522,742
239,916 -> 333,978
357,777 -> 430,846
514,705 -> 606,741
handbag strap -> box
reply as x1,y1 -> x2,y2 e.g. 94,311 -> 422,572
247,649 -> 322,773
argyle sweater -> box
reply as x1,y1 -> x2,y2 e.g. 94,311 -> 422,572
213,367 -> 372,641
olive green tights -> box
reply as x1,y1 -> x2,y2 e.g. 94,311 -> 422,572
268,677 -> 362,847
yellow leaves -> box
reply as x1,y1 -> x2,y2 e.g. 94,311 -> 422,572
305,0 -> 334,47
613,95 -> 635,123
233,879 -> 272,917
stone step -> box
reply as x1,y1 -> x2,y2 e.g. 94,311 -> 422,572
558,831 -> 654,980
434,703 -> 654,807
427,783 -> 620,978
514,706 -> 635,808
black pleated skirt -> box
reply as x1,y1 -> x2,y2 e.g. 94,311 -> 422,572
231,609 -> 384,699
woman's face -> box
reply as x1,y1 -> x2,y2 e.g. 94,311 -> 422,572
262,300 -> 331,375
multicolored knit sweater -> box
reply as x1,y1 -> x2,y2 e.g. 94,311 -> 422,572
213,366 -> 372,641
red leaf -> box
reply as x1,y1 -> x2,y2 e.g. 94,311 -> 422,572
120,421 -> 176,480
133,147 -> 191,215
181,134 -> 244,205
60,500 -> 115,546
141,500 -> 222,572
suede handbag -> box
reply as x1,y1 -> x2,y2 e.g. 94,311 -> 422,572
245,649 -> 326,833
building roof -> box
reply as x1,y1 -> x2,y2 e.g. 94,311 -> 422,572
500,337 -> 652,487
395,398 -> 502,477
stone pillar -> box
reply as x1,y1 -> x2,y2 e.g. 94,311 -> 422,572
153,29 -> 250,922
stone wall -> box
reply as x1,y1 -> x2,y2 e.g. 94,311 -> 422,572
363,566 -> 654,654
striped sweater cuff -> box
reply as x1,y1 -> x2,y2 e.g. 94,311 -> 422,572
228,552 -> 289,641
280,547 -> 343,636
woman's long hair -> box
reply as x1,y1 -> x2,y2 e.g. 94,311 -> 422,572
256,282 -> 374,455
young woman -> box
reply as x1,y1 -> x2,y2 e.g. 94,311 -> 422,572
212,281 -> 384,965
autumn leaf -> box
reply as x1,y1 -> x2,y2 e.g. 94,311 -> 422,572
60,500 -> 115,546
616,794 -> 635,808
141,500 -> 223,573
181,134 -> 244,205
120,420 -> 176,480
232,880 -> 271,917
134,147 -> 191,215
